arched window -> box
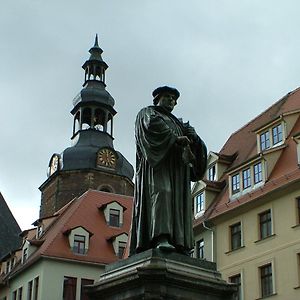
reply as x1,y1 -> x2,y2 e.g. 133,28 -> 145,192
94,109 -> 105,131
73,111 -> 81,135
82,108 -> 92,130
98,184 -> 114,193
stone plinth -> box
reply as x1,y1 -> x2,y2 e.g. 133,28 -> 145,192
87,249 -> 236,300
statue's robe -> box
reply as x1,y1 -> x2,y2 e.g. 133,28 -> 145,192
129,106 -> 207,255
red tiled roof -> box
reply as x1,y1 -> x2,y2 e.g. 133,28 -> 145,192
195,87 -> 300,224
12,190 -> 133,275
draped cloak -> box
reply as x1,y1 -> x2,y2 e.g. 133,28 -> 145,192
129,106 -> 207,255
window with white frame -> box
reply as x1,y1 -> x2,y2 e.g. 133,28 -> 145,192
230,161 -> 264,198
272,124 -> 283,145
260,131 -> 270,151
232,173 -> 240,194
259,122 -> 284,152
73,234 -> 86,254
242,168 -> 251,189
118,241 -> 126,259
195,193 -> 204,213
254,162 -> 263,184
196,239 -> 204,259
22,248 -> 28,263
208,165 -> 216,181
259,263 -> 274,297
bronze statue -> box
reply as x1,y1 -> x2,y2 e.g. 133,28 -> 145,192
129,86 -> 207,255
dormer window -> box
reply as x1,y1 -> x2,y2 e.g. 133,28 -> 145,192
109,209 -> 120,227
108,233 -> 128,259
272,123 -> 283,145
258,121 -> 285,152
196,193 -> 204,213
118,241 -> 126,259
232,173 -> 240,194
242,168 -> 251,189
100,201 -> 126,228
254,162 -> 263,184
230,160 -> 265,200
37,225 -> 43,238
73,234 -> 86,254
22,248 -> 28,263
208,165 -> 216,181
64,226 -> 92,255
260,131 -> 270,151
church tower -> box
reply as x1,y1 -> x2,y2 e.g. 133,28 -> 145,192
39,36 -> 134,218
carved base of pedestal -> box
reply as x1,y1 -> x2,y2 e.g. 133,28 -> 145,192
87,249 -> 237,300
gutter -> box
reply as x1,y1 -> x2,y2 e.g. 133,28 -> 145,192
203,221 -> 214,262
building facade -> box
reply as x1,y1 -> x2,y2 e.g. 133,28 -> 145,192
193,88 -> 300,300
0,190 -> 133,300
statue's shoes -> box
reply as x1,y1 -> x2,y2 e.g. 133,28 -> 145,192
156,241 -> 175,251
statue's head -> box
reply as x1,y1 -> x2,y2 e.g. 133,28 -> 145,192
152,86 -> 180,112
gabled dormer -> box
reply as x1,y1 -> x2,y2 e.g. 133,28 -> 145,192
107,232 -> 128,259
255,111 -> 300,153
0,252 -> 17,275
192,180 -> 225,219
63,226 -> 93,255
99,201 -> 127,228
32,215 -> 58,239
205,152 -> 235,181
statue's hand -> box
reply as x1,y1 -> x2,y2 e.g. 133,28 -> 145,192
176,136 -> 191,146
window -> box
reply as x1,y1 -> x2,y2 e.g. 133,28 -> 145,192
23,248 -> 28,262
229,274 -> 241,300
260,264 -> 273,297
230,222 -> 242,250
80,279 -> 94,300
260,131 -> 270,151
37,226 -> 43,238
73,234 -> 86,254
208,165 -> 216,181
196,239 -> 204,259
196,193 -> 204,213
297,198 -> 300,224
63,277 -> 77,300
6,260 -> 10,273
33,277 -> 39,300
12,291 -> 17,300
242,168 -> 251,189
27,281 -> 33,300
232,174 -> 240,194
259,210 -> 272,239
254,162 -> 263,184
109,209 -> 120,227
17,287 -> 23,300
272,124 -> 282,145
118,241 -> 126,259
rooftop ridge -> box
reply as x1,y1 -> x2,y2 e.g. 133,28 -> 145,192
219,86 -> 300,153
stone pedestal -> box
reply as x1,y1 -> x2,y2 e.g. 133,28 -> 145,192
87,249 -> 236,300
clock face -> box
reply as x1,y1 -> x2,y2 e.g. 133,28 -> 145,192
97,148 -> 117,169
49,154 -> 60,176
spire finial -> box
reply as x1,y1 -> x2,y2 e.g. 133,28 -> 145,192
94,34 -> 99,48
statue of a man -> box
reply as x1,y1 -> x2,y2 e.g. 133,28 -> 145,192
129,86 -> 207,255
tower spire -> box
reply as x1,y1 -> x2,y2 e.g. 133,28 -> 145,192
94,34 -> 99,47
82,35 -> 108,85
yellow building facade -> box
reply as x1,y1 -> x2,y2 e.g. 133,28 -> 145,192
193,88 -> 300,300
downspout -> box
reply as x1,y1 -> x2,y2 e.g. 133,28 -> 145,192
203,221 -> 214,262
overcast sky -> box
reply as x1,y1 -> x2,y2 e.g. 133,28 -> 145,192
1,0 -> 300,230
